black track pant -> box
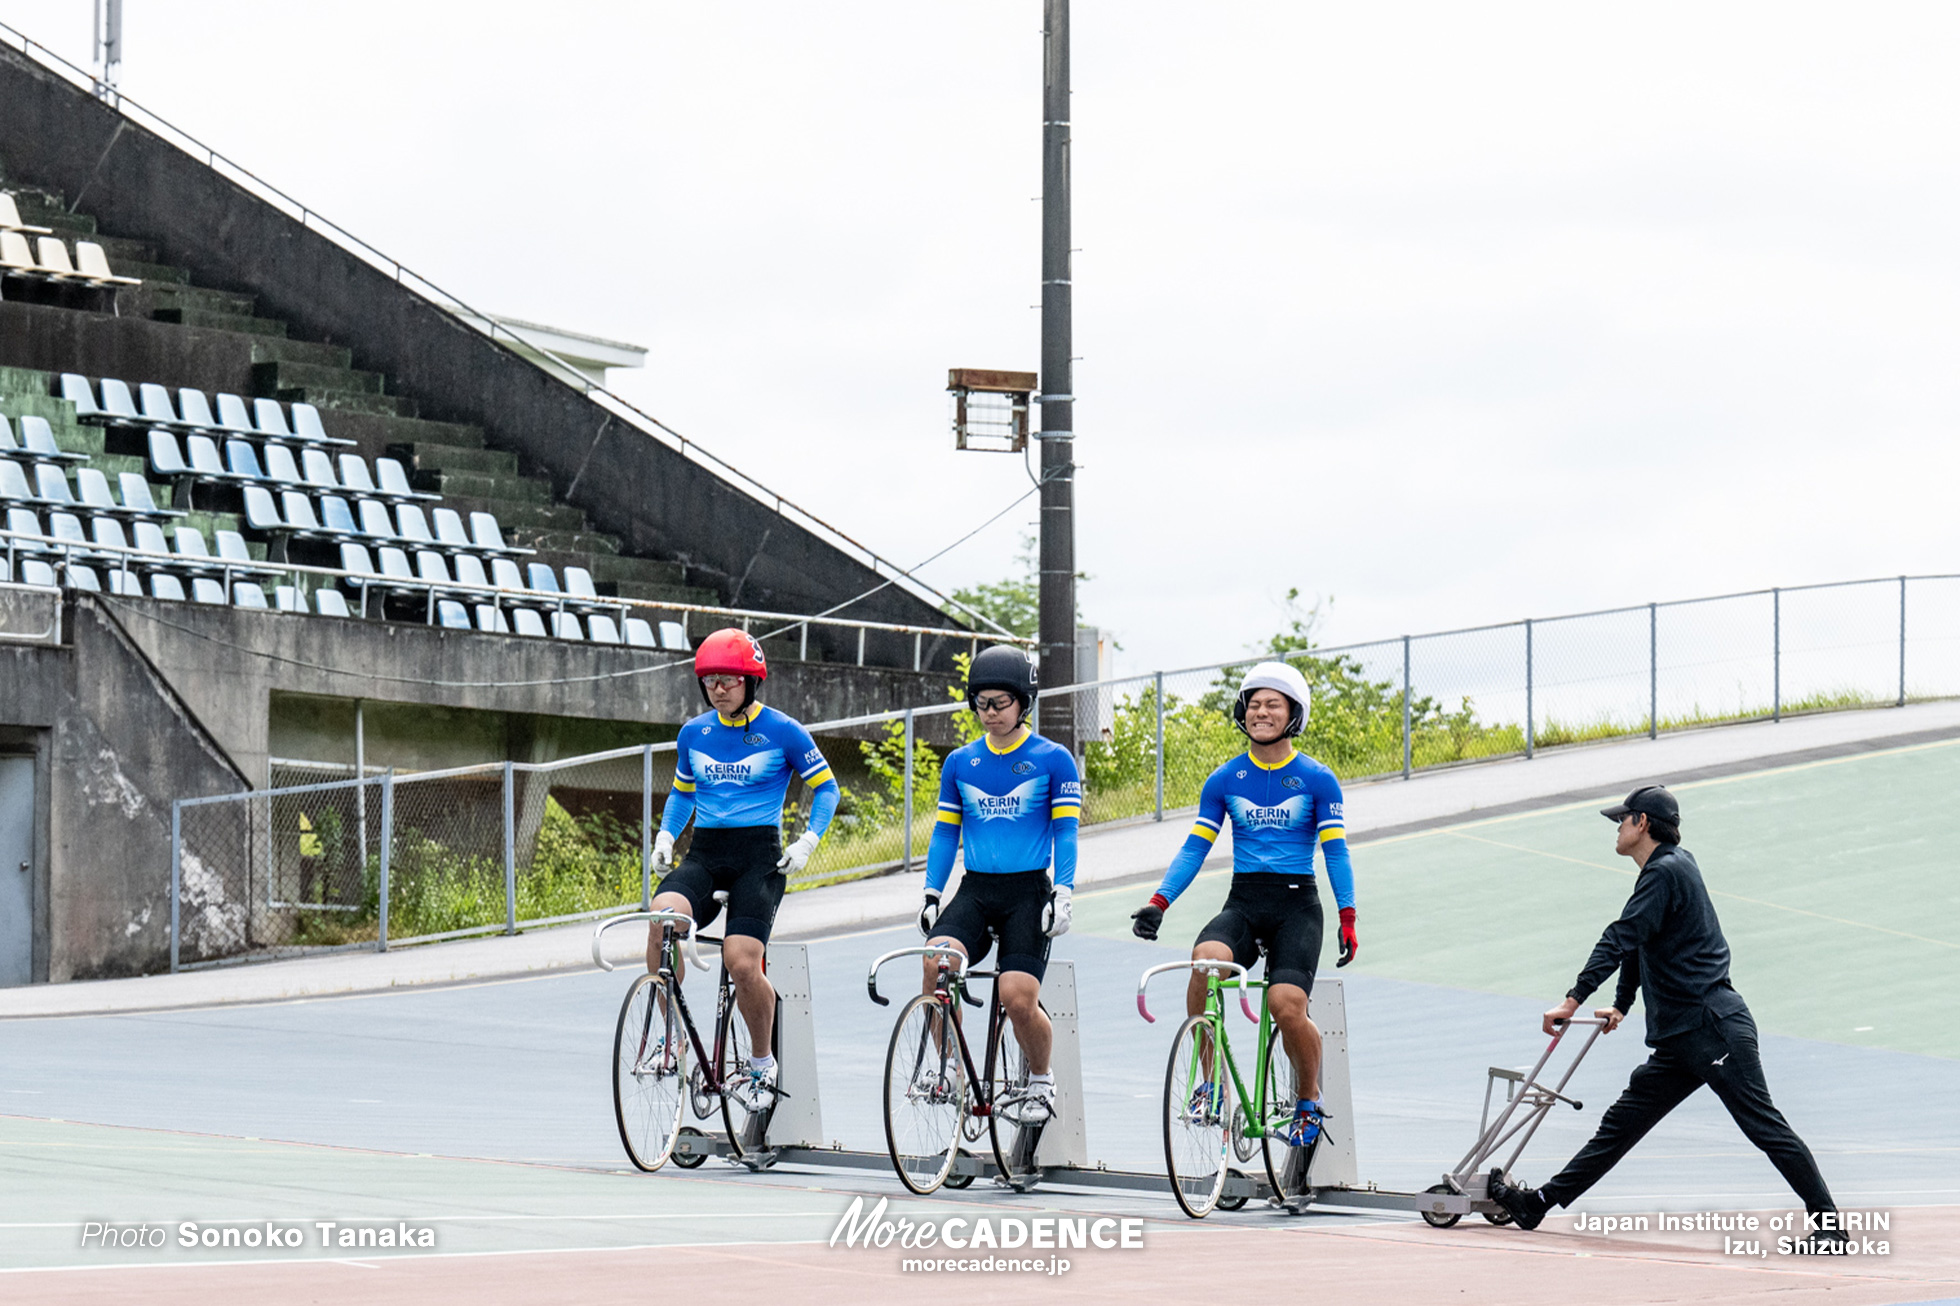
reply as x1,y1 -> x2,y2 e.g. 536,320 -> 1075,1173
1540,1008 -> 1835,1217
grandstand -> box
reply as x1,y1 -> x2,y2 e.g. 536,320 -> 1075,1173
0,39 -> 983,984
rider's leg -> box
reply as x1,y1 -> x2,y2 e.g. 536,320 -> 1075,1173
921,937 -> 971,996
1266,981 -> 1322,1099
1187,940 -> 1237,1018
997,971 -> 1053,1076
721,933 -> 775,1053
646,889 -> 696,980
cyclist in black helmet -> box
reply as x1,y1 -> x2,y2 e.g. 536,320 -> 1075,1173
916,645 -> 1082,1124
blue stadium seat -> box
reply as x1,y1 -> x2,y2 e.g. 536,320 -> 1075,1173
474,605 -> 509,634
240,486 -> 287,533
337,455 -> 378,496
175,389 -> 221,431
452,553 -> 491,589
376,457 -> 437,503
0,461 -> 37,502
659,621 -> 690,652
138,383 -> 189,431
190,577 -> 227,605
527,563 -> 560,594
291,403 -> 354,447
19,416 -> 83,465
564,566 -> 598,599
131,521 -> 171,555
394,505 -> 436,545
214,394 -> 258,434
233,583 -> 269,610
97,379 -> 144,427
469,511 -> 530,556
491,557 -> 526,590
356,498 -> 396,539
415,551 -> 452,587
511,608 -> 548,638
225,439 -> 269,481
431,508 -> 474,552
551,612 -> 584,641
252,399 -> 295,441
18,558 -> 56,587
314,589 -> 352,618
436,599 -> 471,630
263,444 -> 304,485
151,573 -> 187,602
624,618 -> 657,649
320,496 -> 360,535
89,517 -> 130,552
301,448 -> 339,489
586,614 -> 622,645
117,473 -> 180,519
32,464 -> 75,508
64,562 -> 101,592
274,585 -> 303,612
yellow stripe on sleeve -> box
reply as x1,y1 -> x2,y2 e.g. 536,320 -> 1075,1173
936,810 -> 962,826
1190,823 -> 1219,843
1051,804 -> 1081,820
1318,825 -> 1346,843
671,778 -> 696,793
804,767 -> 836,788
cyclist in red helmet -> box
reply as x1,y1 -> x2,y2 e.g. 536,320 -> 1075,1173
648,628 -> 840,1110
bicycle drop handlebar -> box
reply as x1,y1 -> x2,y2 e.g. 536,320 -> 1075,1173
590,910 -> 718,975
865,945 -> 981,1008
1135,959 -> 1254,1024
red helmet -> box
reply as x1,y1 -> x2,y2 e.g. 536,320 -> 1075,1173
695,628 -> 768,680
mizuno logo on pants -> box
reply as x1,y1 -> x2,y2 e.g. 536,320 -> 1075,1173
1712,1053 -> 1730,1066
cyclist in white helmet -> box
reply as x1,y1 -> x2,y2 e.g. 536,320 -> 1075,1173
1130,660 -> 1358,1148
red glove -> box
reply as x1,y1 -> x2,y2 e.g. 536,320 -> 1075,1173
1337,908 -> 1357,967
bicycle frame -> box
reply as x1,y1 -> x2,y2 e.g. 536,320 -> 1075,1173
1138,959 -> 1294,1140
595,909 -> 733,1093
868,945 -> 1008,1120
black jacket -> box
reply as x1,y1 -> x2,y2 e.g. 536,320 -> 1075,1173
1568,844 -> 1748,1044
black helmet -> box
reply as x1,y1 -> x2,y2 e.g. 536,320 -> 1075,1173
967,644 -> 1037,714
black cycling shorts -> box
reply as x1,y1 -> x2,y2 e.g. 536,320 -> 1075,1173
932,868 -> 1051,981
657,826 -> 785,943
1195,876 -> 1324,993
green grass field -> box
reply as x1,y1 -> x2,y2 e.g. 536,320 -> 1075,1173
1074,737 -> 1960,1059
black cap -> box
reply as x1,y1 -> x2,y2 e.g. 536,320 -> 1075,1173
1601,784 -> 1679,824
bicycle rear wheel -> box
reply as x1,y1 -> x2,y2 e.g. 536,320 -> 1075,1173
1260,1033 -> 1315,1201
986,1001 -> 1033,1182
614,973 -> 688,1172
1163,1014 -> 1234,1219
883,994 -> 967,1194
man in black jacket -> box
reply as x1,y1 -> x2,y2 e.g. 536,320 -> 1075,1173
1487,785 -> 1839,1232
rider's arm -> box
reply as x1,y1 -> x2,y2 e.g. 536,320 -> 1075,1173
785,723 -> 841,838
1048,751 -> 1082,890
658,752 -> 697,838
1151,770 -> 1227,907
1312,771 -> 1355,910
925,765 -> 961,894
1611,953 -> 1639,1015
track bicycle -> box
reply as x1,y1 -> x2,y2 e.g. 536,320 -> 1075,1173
867,941 -> 1047,1194
593,908 -> 780,1172
1138,954 -> 1323,1218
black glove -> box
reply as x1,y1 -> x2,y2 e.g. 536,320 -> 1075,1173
1131,899 -> 1165,941
918,891 -> 941,938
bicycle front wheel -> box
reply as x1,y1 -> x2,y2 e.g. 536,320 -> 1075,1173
1260,1032 -> 1313,1201
614,973 -> 688,1172
1163,1014 -> 1234,1219
883,994 -> 967,1195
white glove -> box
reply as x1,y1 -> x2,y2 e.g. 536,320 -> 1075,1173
1042,886 -> 1073,938
918,891 -> 941,938
777,830 -> 821,874
651,830 -> 675,872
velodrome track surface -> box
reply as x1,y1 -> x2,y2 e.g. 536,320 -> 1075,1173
3,730 -> 1958,1303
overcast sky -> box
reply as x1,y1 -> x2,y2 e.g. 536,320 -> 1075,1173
13,2 -> 1960,674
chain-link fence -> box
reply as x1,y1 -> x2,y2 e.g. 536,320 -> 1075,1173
171,573 -> 1959,968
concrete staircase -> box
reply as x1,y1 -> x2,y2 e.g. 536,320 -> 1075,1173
7,188 -> 722,615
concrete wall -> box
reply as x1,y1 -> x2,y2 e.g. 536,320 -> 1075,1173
0,46 -> 963,654
0,590 -> 956,980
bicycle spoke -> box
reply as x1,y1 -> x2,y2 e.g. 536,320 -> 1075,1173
614,974 -> 687,1172
1163,1014 -> 1233,1218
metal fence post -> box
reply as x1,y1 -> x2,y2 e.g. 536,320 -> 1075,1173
1648,603 -> 1658,740
1772,587 -> 1781,721
1153,670 -> 1165,821
1899,575 -> 1907,707
377,771 -> 394,953
354,699 -> 367,876
503,760 -> 517,934
1401,636 -> 1412,780
1524,619 -> 1534,759
169,800 -> 181,974
902,709 -> 916,871
641,744 -> 653,910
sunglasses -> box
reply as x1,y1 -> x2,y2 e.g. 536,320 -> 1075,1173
973,694 -> 1019,713
701,674 -> 746,690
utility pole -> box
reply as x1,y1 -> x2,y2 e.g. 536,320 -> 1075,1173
1037,0 -> 1077,754
93,0 -> 123,101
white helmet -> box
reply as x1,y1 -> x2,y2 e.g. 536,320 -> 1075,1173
1233,661 -> 1311,739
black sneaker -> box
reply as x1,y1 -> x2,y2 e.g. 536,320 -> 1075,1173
1486,1168 -> 1550,1231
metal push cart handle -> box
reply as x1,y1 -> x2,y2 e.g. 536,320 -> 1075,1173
865,945 -> 978,1007
592,909 -> 718,975
1136,959 -> 1253,1024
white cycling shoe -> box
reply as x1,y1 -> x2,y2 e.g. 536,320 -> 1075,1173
732,1064 -> 779,1112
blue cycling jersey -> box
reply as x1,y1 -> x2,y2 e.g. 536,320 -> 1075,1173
1153,750 -> 1354,909
660,704 -> 840,837
925,727 -> 1081,893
